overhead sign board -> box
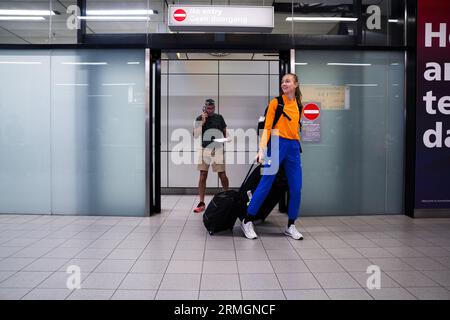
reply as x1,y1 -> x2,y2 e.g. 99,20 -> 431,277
168,5 -> 274,33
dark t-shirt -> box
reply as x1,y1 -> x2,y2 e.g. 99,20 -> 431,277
195,113 -> 227,148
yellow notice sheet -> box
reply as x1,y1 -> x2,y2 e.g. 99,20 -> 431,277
301,85 -> 349,110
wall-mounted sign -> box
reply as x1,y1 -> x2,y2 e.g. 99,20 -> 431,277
415,0 -> 450,213
302,85 -> 348,110
302,102 -> 321,143
168,5 -> 274,33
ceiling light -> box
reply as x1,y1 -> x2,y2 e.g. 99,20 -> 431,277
295,63 -> 308,65
127,62 -> 141,65
0,10 -> 55,16
0,61 -> 42,64
62,62 -> 108,65
78,16 -> 149,21
327,63 -> 371,66
0,16 -> 45,21
286,17 -> 357,22
86,10 -> 157,15
388,19 -> 399,23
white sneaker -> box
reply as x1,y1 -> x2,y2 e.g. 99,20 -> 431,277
241,221 -> 258,239
284,225 -> 304,240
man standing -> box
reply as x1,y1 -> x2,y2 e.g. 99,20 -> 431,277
193,98 -> 229,213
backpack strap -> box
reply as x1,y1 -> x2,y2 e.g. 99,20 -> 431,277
272,96 -> 290,129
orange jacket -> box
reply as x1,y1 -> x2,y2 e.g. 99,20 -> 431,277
259,95 -> 301,150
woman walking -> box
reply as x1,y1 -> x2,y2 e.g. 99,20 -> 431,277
241,73 -> 304,240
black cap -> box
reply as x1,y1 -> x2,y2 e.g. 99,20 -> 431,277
205,98 -> 215,106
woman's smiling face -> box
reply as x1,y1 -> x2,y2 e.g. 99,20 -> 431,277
281,74 -> 298,96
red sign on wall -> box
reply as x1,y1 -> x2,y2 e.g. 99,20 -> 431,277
173,9 -> 187,22
303,103 -> 320,121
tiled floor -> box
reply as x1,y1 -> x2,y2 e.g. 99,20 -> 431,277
1,195 -> 450,300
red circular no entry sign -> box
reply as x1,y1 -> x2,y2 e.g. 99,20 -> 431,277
303,103 -> 320,121
173,9 -> 187,22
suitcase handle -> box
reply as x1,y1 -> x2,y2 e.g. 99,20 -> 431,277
241,161 -> 257,189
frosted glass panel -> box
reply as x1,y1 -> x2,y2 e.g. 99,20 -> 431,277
51,49 -> 146,215
0,51 -> 51,214
169,60 -> 218,74
220,61 -> 268,74
168,75 -> 218,151
295,50 -> 405,215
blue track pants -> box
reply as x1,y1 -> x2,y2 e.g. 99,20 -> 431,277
247,137 -> 302,221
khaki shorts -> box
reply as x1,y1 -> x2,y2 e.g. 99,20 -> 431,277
197,147 -> 225,173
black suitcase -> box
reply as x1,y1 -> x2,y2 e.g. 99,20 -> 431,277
203,190 -> 246,235
239,163 -> 288,222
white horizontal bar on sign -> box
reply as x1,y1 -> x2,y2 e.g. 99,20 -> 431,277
327,63 -> 371,66
61,62 -> 108,65
304,110 -> 320,114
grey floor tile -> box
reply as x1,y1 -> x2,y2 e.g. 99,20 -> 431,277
176,240 -> 206,250
107,249 -> 143,260
266,249 -> 300,260
12,247 -> 53,258
111,290 -> 157,300
288,239 -> 322,249
38,272 -> 76,289
405,287 -> 450,300
237,260 -> 274,274
401,257 -> 448,271
370,238 -> 404,247
67,289 -> 114,300
325,288 -> 373,300
369,258 -> 415,271
200,274 -> 240,290
386,271 -> 440,287
366,287 -> 417,300
0,257 -> 35,271
277,273 -> 321,290
314,272 -> 361,289
0,271 -> 52,288
344,239 -> 379,248
317,240 -> 351,249
240,274 -> 281,290
356,248 -> 395,258
75,248 -> 113,260
304,259 -> 345,273
433,256 -> 450,268
21,288 -> 71,300
0,288 -> 31,300
416,247 -> 450,257
327,248 -> 364,259
384,247 -> 426,258
296,249 -> 332,260
0,271 -> 15,283
155,290 -> 199,300
204,250 -> 236,261
81,272 -> 126,290
284,289 -> 329,300
236,250 -> 269,261
93,260 -> 135,273
22,258 -> 69,272
349,271 -> 401,288
271,260 -> 309,273
234,239 -> 265,251
336,259 -> 373,272
160,274 -> 201,291
43,247 -> 82,259
119,273 -> 164,290
242,290 -> 286,300
58,239 -> 94,249
130,260 -> 169,273
199,290 -> 242,300
140,250 -> 174,260
0,247 -> 22,258
59,259 -> 102,273
166,260 -> 203,274
203,261 -> 238,274
172,250 -> 204,261
422,270 -> 450,286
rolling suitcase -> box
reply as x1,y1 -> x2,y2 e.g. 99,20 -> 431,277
203,190 -> 246,235
238,163 -> 288,222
